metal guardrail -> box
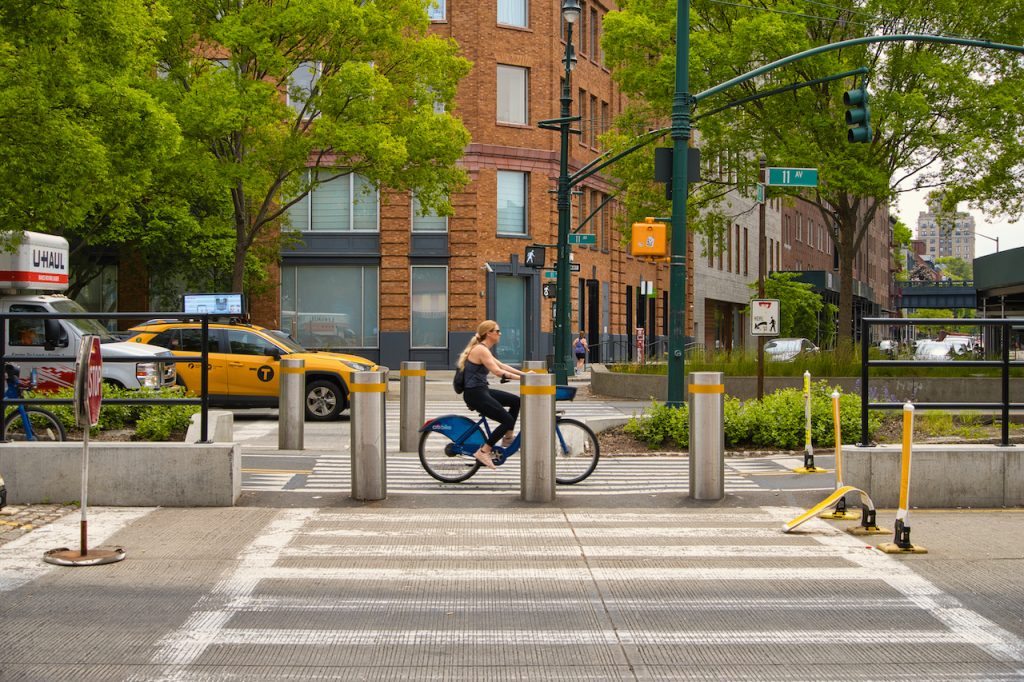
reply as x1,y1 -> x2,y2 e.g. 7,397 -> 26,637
0,311 -> 212,442
859,317 -> 1024,447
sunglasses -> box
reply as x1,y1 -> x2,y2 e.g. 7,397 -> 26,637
493,329 -> 502,333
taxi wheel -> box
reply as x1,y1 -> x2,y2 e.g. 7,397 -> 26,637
304,379 -> 345,421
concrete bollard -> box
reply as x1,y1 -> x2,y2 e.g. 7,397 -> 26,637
688,371 -> 725,501
350,370 -> 387,501
399,361 -> 426,452
278,358 -> 305,450
522,360 -> 547,372
520,372 -> 556,502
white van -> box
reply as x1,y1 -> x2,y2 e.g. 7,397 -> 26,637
1,232 -> 176,391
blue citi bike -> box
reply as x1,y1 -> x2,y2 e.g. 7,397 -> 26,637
3,364 -> 66,442
418,385 -> 599,484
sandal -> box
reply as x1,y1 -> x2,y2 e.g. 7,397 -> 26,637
501,432 -> 515,448
474,446 -> 496,470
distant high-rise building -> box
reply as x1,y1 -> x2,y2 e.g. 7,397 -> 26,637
916,197 -> 976,261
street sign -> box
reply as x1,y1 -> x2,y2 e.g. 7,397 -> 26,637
524,246 -> 546,267
756,183 -> 764,204
543,270 -> 557,279
570,263 -> 581,273
74,335 -> 103,427
766,167 -> 818,187
751,299 -> 780,336
568,233 -> 596,245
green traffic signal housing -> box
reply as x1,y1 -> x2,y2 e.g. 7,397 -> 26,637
843,87 -> 872,143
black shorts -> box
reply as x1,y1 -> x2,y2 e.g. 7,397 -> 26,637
575,352 -> 586,360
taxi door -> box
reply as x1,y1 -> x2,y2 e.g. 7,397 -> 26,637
156,328 -> 230,397
224,329 -> 282,399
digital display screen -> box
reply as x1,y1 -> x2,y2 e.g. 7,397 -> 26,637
183,293 -> 245,316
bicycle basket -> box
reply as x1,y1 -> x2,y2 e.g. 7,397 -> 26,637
555,385 -> 577,401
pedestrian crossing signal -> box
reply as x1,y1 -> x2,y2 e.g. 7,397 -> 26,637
524,246 -> 546,268
542,283 -> 555,299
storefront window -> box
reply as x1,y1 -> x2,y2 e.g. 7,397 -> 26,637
281,265 -> 379,349
411,266 -> 447,348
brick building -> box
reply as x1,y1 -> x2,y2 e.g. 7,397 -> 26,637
222,0 -> 672,370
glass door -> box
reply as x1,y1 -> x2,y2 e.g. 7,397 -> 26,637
495,275 -> 525,365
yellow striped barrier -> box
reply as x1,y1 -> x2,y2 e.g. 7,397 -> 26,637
821,390 -> 860,520
793,371 -> 827,473
783,486 -> 878,533
348,382 -> 387,393
878,403 -> 927,553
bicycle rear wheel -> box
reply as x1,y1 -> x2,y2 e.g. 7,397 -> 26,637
419,429 -> 481,483
554,418 -> 599,484
4,408 -> 66,442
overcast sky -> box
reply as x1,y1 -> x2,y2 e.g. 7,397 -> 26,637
894,188 -> 1022,258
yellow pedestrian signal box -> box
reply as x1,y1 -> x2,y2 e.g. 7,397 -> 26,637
632,218 -> 667,256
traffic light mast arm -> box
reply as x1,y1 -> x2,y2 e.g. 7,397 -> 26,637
693,34 -> 1024,105
693,67 -> 868,122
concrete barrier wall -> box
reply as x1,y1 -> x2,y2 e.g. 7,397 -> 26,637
0,442 -> 241,507
844,445 -> 1024,508
590,364 -> 1024,404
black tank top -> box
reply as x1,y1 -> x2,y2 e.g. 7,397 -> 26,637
463,359 -> 490,390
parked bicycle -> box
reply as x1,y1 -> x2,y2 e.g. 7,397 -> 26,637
3,364 -> 65,442
418,385 -> 599,484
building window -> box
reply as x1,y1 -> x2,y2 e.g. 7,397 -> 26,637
590,8 -> 600,63
412,195 -> 448,232
497,171 -> 528,235
579,1 -> 588,55
288,61 -> 321,117
589,95 -> 598,147
428,0 -> 445,21
497,65 -> 528,124
411,266 -> 448,348
281,265 -> 379,349
286,171 -> 379,232
497,0 -> 527,28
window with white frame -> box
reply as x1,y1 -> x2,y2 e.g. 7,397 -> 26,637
411,266 -> 448,348
412,195 -> 448,232
286,171 -> 378,232
497,0 -> 527,27
281,265 -> 379,349
496,65 -> 528,124
288,61 -> 320,116
427,0 -> 445,21
497,171 -> 528,235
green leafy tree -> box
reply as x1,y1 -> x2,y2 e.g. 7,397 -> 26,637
935,257 -> 972,282
0,0 -> 179,239
748,271 -> 835,343
152,0 -> 472,292
602,0 -> 1024,347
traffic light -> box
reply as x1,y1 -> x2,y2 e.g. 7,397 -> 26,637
843,87 -> 872,143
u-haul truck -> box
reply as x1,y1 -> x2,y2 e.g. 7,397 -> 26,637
1,232 -> 175,391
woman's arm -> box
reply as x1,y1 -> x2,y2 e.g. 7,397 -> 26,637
473,348 -> 524,380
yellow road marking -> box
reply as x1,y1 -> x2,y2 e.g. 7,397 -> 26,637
242,468 -> 312,475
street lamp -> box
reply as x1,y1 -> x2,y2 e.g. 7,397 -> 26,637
552,0 -> 580,385
975,231 -> 999,253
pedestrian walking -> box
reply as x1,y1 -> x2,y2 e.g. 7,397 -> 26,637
574,330 -> 589,375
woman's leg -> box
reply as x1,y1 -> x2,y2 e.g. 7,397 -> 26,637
463,389 -> 518,467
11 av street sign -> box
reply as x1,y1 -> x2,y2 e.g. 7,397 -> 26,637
568,233 -> 597,245
766,167 -> 818,187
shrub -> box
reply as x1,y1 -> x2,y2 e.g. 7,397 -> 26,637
624,401 -> 688,448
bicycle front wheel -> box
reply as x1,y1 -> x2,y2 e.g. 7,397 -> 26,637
554,418 -> 599,484
419,429 -> 481,483
4,408 -> 66,442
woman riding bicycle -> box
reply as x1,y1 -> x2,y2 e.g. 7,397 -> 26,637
457,320 -> 525,470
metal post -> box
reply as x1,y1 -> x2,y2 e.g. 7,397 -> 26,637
399,361 -> 426,452
666,0 -> 692,406
350,370 -> 387,501
688,371 -> 725,501
757,156 -> 767,400
523,360 -> 548,373
553,15 -> 576,387
520,372 -> 556,502
278,358 -> 305,450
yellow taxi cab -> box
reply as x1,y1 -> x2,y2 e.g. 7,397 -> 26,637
126,320 -> 381,420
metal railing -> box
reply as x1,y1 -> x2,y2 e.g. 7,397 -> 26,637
859,317 -> 1024,447
590,336 -> 671,365
0,311 -> 211,442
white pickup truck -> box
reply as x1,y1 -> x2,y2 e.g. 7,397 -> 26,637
1,232 -> 176,391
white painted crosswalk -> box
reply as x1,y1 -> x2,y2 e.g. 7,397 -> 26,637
141,507 -> 1024,680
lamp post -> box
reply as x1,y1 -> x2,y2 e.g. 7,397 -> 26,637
552,0 -> 580,386
975,231 -> 999,254
665,0 -> 692,406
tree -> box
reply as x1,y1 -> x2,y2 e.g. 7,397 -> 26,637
0,0 -> 179,239
748,272 -> 835,345
152,0 -> 472,292
602,0 -> 1024,347
934,256 -> 972,281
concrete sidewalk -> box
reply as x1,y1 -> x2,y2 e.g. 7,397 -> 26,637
1,493 -> 1022,680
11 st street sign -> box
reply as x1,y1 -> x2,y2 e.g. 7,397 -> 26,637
766,167 -> 818,187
